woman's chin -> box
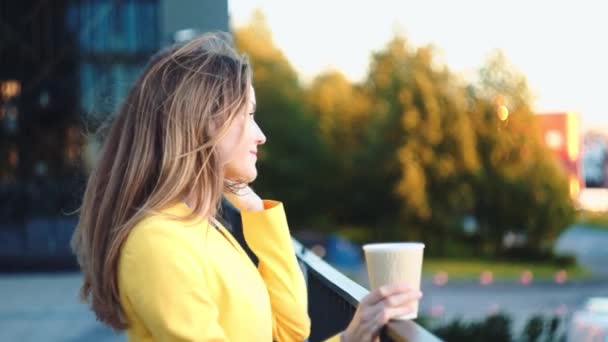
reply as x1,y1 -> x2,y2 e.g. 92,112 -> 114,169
245,171 -> 258,183
225,171 -> 257,184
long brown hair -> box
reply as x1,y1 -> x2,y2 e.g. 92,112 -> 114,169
71,32 -> 252,329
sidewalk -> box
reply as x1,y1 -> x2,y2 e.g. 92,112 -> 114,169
0,272 -> 123,342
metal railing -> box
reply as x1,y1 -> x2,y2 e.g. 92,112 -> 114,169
293,240 -> 443,342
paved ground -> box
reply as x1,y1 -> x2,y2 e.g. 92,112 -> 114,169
419,278 -> 608,333
555,224 -> 608,276
1,272 -> 606,341
0,273 -> 124,342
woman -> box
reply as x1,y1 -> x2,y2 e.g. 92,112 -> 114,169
71,32 -> 421,342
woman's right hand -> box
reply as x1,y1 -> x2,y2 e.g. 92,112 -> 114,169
340,282 -> 422,342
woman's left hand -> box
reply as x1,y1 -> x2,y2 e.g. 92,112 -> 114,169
224,184 -> 264,212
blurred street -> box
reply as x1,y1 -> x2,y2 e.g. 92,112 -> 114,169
555,224 -> 608,276
1,272 -> 607,341
0,273 -> 124,342
420,278 -> 608,332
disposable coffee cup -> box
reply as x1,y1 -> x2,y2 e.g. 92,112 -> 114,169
363,242 -> 425,320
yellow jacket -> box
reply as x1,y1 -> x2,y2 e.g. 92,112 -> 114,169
118,200 -> 312,341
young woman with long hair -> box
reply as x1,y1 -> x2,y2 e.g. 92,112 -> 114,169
71,32 -> 421,342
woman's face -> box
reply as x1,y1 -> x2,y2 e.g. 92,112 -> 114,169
218,85 -> 266,183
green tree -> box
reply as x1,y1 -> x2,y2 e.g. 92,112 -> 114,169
359,36 -> 479,251
470,51 -> 575,256
395,45 -> 480,253
307,71 -> 371,159
355,36 -> 414,232
306,71 -> 372,222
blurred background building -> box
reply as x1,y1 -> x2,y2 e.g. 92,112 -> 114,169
536,112 -> 608,212
536,112 -> 584,199
0,0 -> 229,268
582,130 -> 608,188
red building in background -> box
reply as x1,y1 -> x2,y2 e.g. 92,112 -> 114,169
536,112 -> 583,199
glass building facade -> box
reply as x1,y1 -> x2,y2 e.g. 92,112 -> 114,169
0,0 -> 228,267
66,0 -> 160,118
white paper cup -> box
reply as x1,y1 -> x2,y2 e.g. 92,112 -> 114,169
363,242 -> 425,320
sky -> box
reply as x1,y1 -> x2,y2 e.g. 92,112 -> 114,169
228,0 -> 608,130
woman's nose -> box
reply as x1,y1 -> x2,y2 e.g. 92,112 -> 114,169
255,123 -> 266,145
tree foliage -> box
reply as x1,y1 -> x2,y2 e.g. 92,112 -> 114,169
233,15 -> 575,259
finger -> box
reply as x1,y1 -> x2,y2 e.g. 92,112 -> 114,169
364,297 -> 405,330
362,282 -> 413,305
363,291 -> 420,330
382,290 -> 423,308
376,304 -> 417,327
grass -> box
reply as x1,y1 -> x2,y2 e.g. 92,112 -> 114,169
422,258 -> 592,281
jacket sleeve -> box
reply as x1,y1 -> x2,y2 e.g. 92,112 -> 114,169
120,223 -> 229,342
241,200 -> 311,342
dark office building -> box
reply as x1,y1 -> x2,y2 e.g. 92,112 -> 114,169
0,0 -> 229,267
